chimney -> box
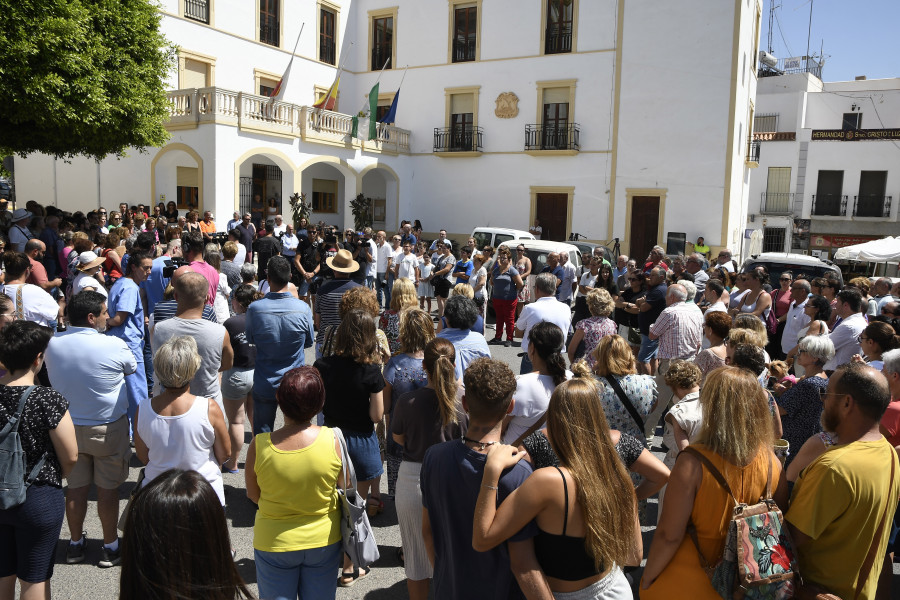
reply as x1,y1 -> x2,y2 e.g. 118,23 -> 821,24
855,75 -> 867,80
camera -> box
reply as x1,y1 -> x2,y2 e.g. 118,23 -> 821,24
163,257 -> 189,278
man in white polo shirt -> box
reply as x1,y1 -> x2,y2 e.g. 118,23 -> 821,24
515,272 -> 572,375
44,291 -> 137,568
781,278 -> 811,359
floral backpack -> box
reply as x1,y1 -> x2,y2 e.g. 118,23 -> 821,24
684,447 -> 798,600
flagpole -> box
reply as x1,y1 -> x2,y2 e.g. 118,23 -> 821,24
270,23 -> 304,99
355,55 -> 392,117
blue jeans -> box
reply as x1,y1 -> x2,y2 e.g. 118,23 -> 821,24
253,399 -> 278,435
375,272 -> 387,306
255,541 -> 342,600
637,334 -> 660,363
365,275 -> 375,289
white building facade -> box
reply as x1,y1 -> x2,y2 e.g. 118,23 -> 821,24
748,72 -> 900,261
14,0 -> 761,261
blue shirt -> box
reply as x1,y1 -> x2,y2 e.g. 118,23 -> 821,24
245,292 -> 315,401
436,328 -> 491,380
541,265 -> 565,300
491,264 -> 519,301
143,254 -> 173,316
453,259 -> 473,285
421,441 -> 537,600
45,327 -> 137,426
107,277 -> 144,351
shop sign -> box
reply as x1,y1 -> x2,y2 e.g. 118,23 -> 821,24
811,129 -> 900,141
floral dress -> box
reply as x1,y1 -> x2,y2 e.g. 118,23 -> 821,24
576,316 -> 618,366
596,374 -> 658,445
379,310 -> 402,355
776,376 -> 828,467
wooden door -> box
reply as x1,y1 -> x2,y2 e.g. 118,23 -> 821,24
629,196 -> 660,263
535,193 -> 568,241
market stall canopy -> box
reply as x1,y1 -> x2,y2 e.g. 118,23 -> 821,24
832,236 -> 900,262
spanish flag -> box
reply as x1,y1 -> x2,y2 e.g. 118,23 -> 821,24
313,72 -> 341,110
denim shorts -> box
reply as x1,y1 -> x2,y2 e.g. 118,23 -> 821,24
341,429 -> 383,482
221,366 -> 254,399
637,334 -> 659,363
296,279 -> 310,297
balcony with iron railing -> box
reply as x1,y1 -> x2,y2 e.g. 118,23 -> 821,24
452,38 -> 476,63
746,139 -> 761,164
260,16 -> 279,46
433,126 -> 483,154
184,0 -> 209,24
525,124 -> 580,152
853,195 -> 893,218
811,194 -> 848,217
164,87 -> 411,154
760,192 -> 794,215
545,25 -> 572,54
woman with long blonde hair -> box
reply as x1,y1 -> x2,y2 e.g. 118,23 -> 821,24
473,373 -> 641,598
392,337 -> 466,600
641,366 -> 788,598
380,278 -> 419,354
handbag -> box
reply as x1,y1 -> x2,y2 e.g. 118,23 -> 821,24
332,427 -> 380,568
604,376 -> 644,432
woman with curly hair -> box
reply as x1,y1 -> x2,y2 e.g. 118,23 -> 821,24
383,309 -> 435,497
380,278 -> 419,355
641,367 -> 787,598
473,372 -> 641,598
567,288 -> 617,365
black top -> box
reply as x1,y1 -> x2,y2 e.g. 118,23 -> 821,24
164,209 -> 179,222
391,388 -> 467,463
234,223 -> 254,254
315,356 -> 386,433
638,282 -> 668,334
223,313 -> 255,369
0,386 -> 68,488
522,430 -> 643,471
254,236 -> 283,280
615,287 -> 646,329
533,466 -> 602,581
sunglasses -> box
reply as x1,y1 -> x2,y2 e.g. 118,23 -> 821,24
780,278 -> 791,282
857,335 -> 870,343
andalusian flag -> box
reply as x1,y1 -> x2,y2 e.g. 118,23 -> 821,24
351,83 -> 380,140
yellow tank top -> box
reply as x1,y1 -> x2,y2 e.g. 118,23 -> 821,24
253,428 -> 342,552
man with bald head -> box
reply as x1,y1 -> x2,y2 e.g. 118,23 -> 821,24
149,265 -> 219,328
151,272 -> 233,409
787,363 -> 900,599
25,238 -> 63,293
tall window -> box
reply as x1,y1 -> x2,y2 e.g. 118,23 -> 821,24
450,94 -> 475,150
320,7 -> 336,65
541,88 -> 569,149
184,0 -> 209,24
545,0 -> 573,54
453,6 -> 477,63
842,112 -> 862,131
260,0 -> 279,47
312,179 -> 337,213
258,77 -> 278,97
372,16 -> 393,70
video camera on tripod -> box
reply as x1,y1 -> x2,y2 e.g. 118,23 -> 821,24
162,257 -> 190,278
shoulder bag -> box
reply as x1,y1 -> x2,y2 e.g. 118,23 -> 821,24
332,427 -> 380,568
604,375 -> 644,432
0,386 -> 47,509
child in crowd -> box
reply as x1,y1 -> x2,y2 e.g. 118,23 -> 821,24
418,253 -> 434,313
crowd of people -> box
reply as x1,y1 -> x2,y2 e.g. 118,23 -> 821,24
1,201 -> 900,599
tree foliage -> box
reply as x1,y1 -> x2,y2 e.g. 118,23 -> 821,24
0,0 -> 174,160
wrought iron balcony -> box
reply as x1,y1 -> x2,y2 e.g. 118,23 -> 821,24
434,126 -> 483,153
372,46 -> 392,71
760,192 -> 794,215
319,40 -> 336,65
452,38 -> 476,63
545,25 -> 572,54
525,124 -> 580,151
812,194 -> 848,217
746,139 -> 761,163
184,0 -> 209,24
260,16 -> 279,46
853,195 -> 892,218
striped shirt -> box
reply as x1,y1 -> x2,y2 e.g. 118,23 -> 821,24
649,301 -> 704,360
313,279 -> 360,344
151,300 -> 218,327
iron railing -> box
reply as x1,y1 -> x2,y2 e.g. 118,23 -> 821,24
184,0 -> 209,23
525,123 -> 580,151
260,16 -> 279,46
759,56 -> 824,79
545,25 -> 572,54
812,194 -> 848,217
760,192 -> 794,215
372,46 -> 392,71
746,139 -> 761,162
853,195 -> 892,218
434,126 -> 483,152
452,38 -> 477,63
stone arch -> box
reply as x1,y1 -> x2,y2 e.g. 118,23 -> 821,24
150,142 -> 204,214
233,147 -> 298,229
358,163 -> 401,233
297,156 -> 358,229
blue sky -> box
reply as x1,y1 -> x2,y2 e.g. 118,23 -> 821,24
761,0 -> 900,82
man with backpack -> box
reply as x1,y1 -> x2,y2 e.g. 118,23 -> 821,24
45,291 -> 137,567
787,363 -> 900,600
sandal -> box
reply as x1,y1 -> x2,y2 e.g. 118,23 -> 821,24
367,496 -> 384,517
338,566 -> 370,587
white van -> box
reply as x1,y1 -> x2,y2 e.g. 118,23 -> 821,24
740,253 -> 844,287
471,227 -> 535,251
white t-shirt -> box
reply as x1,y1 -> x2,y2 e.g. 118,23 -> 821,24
72,271 -> 109,299
472,266 -> 488,299
396,253 -> 418,280
1,283 -> 58,327
559,262 -> 578,302
503,370 -> 573,445
366,239 -> 378,277
717,260 -> 735,273
376,243 -> 392,273
577,271 -> 599,297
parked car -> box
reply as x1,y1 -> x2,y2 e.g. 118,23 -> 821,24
0,179 -> 10,201
740,252 -> 844,288
471,227 -> 534,252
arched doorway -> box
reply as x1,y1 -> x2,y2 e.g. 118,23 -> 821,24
359,164 -> 399,233
235,150 -> 296,231
151,143 -> 204,216
298,157 -> 356,229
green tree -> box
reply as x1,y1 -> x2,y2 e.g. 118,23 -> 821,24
0,0 -> 174,160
